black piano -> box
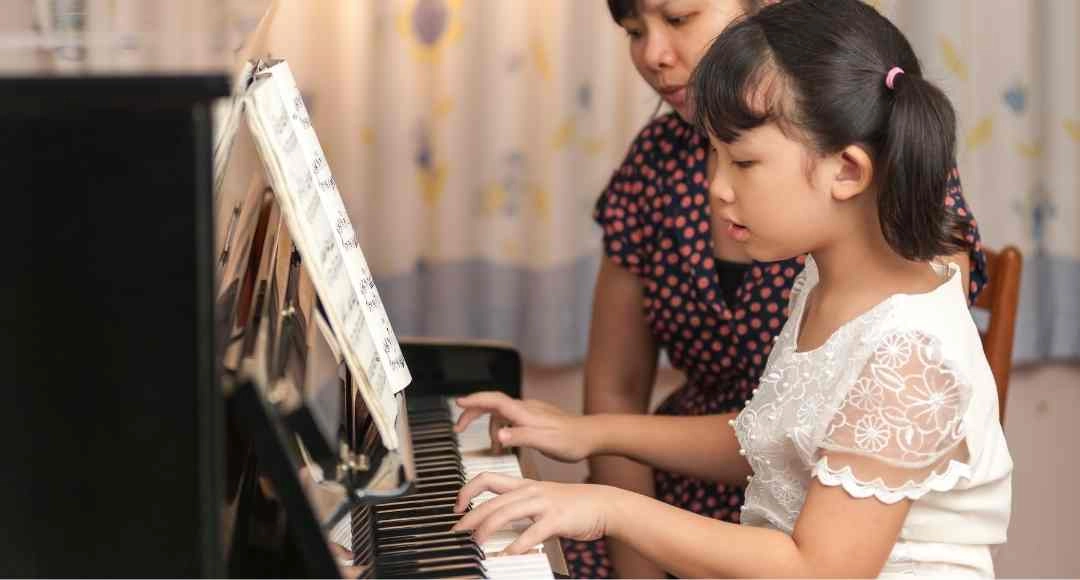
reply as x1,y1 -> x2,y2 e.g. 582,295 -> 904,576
7,65 -> 565,579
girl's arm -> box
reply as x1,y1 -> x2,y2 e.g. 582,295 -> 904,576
605,472 -> 910,577
454,455 -> 910,578
589,412 -> 751,485
454,394 -> 751,486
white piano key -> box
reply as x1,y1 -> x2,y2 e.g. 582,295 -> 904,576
329,512 -> 351,549
483,553 -> 555,579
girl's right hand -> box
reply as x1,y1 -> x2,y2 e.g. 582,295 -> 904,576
453,391 -> 595,462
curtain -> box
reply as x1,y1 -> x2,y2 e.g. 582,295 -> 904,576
246,0 -> 1078,365
876,0 -> 1079,362
254,0 -> 656,365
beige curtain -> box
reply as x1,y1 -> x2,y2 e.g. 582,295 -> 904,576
215,0 -> 1079,365
248,0 -> 656,364
875,0 -> 1079,361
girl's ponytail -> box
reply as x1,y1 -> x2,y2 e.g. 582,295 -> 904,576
878,71 -> 965,261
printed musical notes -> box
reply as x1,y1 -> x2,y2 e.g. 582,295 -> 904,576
244,59 -> 410,449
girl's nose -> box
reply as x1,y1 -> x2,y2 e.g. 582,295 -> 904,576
709,165 -> 735,204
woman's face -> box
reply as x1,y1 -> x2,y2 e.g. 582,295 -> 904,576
618,0 -> 747,120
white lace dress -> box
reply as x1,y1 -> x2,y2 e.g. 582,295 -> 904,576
733,257 -> 1013,577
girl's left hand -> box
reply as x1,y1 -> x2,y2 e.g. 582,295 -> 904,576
451,472 -> 618,555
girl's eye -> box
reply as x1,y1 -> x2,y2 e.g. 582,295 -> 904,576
733,160 -> 756,169
624,27 -> 643,39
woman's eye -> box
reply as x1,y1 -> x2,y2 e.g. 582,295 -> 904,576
624,27 -> 643,39
666,13 -> 695,26
733,160 -> 756,169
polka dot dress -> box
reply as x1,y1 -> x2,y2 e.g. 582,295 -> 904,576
564,112 -> 988,579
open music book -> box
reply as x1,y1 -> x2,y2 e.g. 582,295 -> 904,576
217,58 -> 410,450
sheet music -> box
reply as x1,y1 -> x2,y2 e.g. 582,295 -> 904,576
243,59 -> 410,449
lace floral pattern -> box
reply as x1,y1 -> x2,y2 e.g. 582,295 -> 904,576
733,261 -> 975,533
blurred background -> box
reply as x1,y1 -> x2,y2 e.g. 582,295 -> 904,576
6,0 -> 1077,576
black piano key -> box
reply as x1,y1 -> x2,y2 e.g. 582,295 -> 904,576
411,430 -> 457,443
413,482 -> 466,496
375,502 -> 458,518
375,529 -> 473,543
376,492 -> 460,509
415,466 -> 466,481
414,472 -> 466,485
378,536 -> 482,557
412,439 -> 460,452
377,544 -> 483,564
375,509 -> 462,524
414,456 -> 463,469
378,555 -> 485,577
375,520 -> 458,539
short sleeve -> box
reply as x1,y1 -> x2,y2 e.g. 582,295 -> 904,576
944,167 -> 988,304
593,122 -> 662,277
810,330 -> 974,504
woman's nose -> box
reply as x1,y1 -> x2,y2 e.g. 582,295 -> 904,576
643,31 -> 676,71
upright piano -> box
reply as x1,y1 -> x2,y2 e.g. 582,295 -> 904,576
7,50 -> 566,580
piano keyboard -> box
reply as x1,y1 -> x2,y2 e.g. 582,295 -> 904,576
333,396 -> 558,579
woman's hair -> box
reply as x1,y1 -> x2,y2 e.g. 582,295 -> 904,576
690,0 -> 966,261
607,0 -> 763,23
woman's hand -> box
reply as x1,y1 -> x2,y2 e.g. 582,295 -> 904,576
451,472 -> 619,555
454,391 -> 596,462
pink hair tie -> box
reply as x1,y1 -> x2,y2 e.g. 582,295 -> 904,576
885,66 -> 905,90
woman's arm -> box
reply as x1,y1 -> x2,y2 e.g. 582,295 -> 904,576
581,257 -> 664,577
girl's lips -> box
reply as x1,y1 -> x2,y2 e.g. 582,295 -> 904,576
726,221 -> 750,242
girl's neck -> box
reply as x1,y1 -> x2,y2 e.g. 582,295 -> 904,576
809,213 -> 940,302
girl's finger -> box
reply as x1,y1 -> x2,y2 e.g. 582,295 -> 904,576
453,472 -> 532,513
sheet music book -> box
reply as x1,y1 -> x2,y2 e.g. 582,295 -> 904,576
236,58 -> 411,449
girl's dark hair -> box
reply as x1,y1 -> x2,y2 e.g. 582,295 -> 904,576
690,0 -> 966,261
607,0 -> 763,23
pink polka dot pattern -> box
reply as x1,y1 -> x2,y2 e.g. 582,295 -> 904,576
567,113 -> 987,578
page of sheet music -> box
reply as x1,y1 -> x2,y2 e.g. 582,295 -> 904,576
264,62 -> 410,391
243,60 -> 410,449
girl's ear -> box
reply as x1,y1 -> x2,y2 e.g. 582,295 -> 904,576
830,145 -> 874,202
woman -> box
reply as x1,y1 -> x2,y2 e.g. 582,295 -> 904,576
565,0 -> 986,577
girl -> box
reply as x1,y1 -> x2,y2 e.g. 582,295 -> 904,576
451,0 -> 1012,577
577,0 -> 987,575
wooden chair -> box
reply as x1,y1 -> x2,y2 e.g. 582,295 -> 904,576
972,246 -> 1023,425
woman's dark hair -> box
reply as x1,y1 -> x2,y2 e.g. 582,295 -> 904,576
690,0 -> 966,261
607,0 -> 763,23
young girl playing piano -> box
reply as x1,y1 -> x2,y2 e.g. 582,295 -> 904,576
450,0 -> 1013,576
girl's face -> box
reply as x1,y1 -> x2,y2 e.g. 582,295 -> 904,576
707,123 -> 839,262
618,0 -> 746,120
